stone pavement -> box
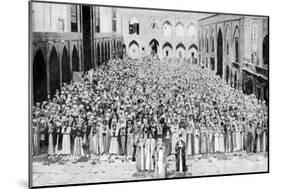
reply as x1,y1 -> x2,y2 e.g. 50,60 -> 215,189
32,152 -> 268,187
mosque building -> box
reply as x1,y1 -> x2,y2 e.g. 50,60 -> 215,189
31,2 -> 269,103
198,14 -> 269,102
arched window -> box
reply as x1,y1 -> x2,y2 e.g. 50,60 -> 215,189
151,18 -> 159,32
251,22 -> 258,64
163,21 -> 172,37
187,23 -> 196,39
129,17 -> 139,35
175,22 -> 184,37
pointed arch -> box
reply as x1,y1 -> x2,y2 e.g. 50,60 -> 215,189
151,18 -> 159,31
162,42 -> 172,59
233,26 -> 240,39
175,21 -> 184,37
61,46 -> 71,84
149,38 -> 159,56
49,46 -> 61,97
162,42 -> 173,49
72,45 -> 79,72
189,43 -> 198,51
33,48 -> 47,103
149,38 -> 159,46
129,40 -> 139,48
128,40 -> 139,59
163,20 -> 172,36
176,43 -> 186,59
176,43 -> 186,50
187,23 -> 196,39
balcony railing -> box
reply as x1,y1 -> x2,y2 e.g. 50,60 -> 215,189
239,62 -> 268,79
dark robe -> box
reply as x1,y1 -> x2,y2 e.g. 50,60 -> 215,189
54,127 -> 63,151
163,128 -> 172,156
246,132 -> 254,153
261,128 -> 268,152
175,139 -> 187,173
156,124 -> 163,140
118,127 -> 127,155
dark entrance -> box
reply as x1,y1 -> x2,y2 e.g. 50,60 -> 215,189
72,45 -> 79,72
234,71 -> 237,88
33,49 -> 47,103
101,42 -> 104,64
149,39 -> 159,57
97,43 -> 100,66
210,57 -> 215,70
122,44 -> 126,58
49,47 -> 61,97
245,79 -> 253,95
107,41 -> 110,60
105,42 -> 108,62
82,6 -> 93,71
217,29 -> 223,78
62,46 -> 71,84
225,65 -> 230,84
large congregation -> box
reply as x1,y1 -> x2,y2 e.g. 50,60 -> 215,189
32,57 -> 268,176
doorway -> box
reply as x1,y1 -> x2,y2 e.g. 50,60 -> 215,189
33,49 -> 47,103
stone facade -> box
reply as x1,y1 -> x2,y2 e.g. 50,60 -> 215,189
121,9 -> 210,61
198,14 -> 269,102
31,2 -> 269,104
31,3 -> 124,103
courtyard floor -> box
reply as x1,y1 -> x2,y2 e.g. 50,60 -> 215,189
32,151 -> 268,187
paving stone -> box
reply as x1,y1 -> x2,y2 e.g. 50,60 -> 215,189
32,153 -> 268,186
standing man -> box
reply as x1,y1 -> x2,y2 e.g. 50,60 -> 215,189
175,134 -> 187,174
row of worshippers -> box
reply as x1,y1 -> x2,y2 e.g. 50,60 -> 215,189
32,113 -> 267,158
32,57 -> 268,164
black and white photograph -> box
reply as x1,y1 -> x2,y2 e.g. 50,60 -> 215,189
29,0 -> 269,188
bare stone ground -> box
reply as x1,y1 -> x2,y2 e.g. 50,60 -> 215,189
32,152 -> 268,187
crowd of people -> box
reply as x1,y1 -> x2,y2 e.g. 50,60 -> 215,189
32,57 -> 268,176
